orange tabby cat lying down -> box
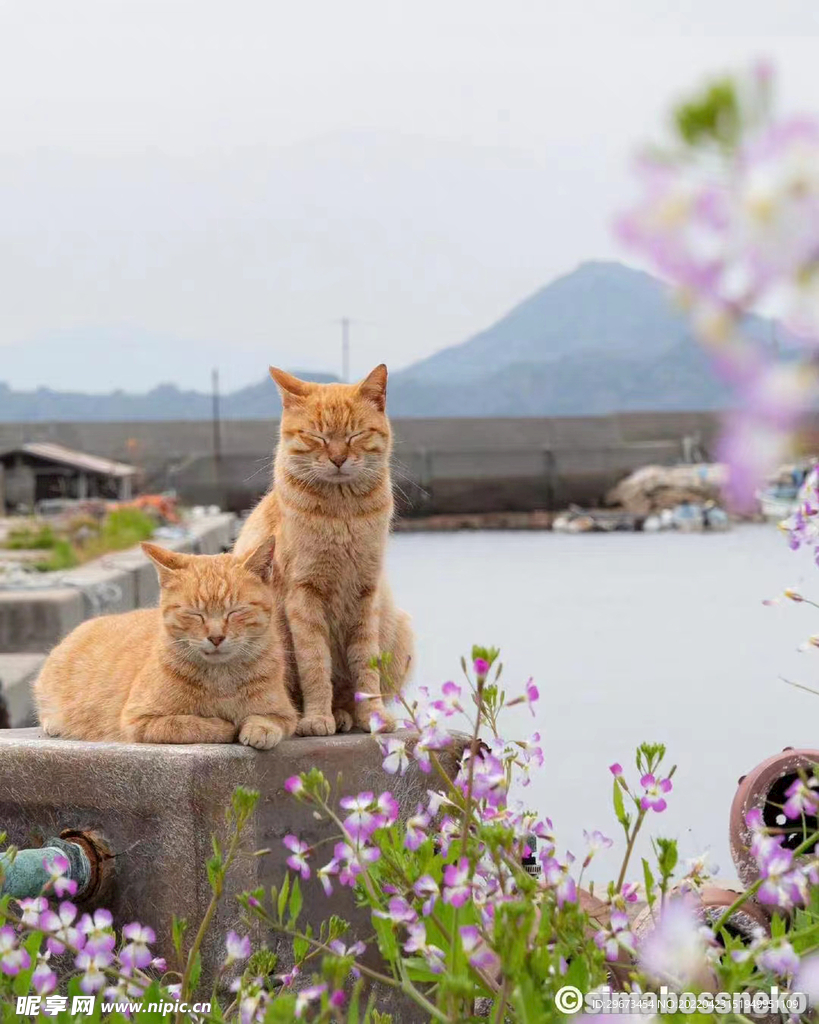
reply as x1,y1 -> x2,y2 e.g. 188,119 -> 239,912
34,541 -> 297,747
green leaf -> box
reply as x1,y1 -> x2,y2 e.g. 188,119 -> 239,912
642,857 -> 656,908
612,777 -> 630,829
171,915 -> 189,963
288,875 -> 303,926
278,873 -> 291,923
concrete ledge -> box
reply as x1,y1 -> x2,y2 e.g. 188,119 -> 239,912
0,727 -> 466,1015
0,588 -> 85,654
0,655 -> 45,727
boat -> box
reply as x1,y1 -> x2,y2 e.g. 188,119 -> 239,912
756,466 -> 807,523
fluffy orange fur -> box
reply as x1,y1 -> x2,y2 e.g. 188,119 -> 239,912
34,542 -> 297,746
233,364 -> 414,736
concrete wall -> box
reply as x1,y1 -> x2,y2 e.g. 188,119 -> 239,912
0,727 -> 466,1018
0,412 -> 733,514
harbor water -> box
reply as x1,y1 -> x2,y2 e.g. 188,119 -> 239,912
387,525 -> 819,883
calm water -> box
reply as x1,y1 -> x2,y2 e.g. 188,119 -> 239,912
386,525 -> 819,883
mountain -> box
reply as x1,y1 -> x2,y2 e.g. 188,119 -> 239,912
0,262 -> 790,421
392,260 -> 784,386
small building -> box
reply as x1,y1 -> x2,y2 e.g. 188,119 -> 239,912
0,443 -> 137,513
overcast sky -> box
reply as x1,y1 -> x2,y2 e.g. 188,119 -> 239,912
2,0 -> 819,393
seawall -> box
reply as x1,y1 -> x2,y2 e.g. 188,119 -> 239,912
0,412 -> 727,514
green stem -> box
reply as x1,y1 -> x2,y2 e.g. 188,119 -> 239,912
712,826 -> 819,934
615,808 -> 647,893
176,814 -> 250,1024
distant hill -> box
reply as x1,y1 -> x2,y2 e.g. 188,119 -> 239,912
0,262 -> 790,421
0,373 -> 339,423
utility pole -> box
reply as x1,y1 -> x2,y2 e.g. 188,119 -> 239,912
212,367 -> 222,486
340,316 -> 350,382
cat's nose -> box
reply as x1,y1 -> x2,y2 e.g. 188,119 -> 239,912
329,453 -> 347,468
208,634 -> 226,648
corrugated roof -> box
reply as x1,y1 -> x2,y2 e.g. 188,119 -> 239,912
0,442 -> 137,477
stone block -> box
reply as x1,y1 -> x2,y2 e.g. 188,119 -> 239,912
0,654 -> 44,727
0,728 -> 465,1020
0,589 -> 85,654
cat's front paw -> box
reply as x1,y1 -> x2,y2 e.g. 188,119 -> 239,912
296,714 -> 336,737
239,717 -> 284,750
333,709 -> 354,733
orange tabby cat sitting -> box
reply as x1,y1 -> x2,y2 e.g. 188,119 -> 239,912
233,364 -> 414,737
34,541 -> 297,747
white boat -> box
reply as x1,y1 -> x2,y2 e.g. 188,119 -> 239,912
756,484 -> 801,523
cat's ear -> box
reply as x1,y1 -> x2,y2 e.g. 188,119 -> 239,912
357,364 -> 388,411
270,367 -> 314,409
238,538 -> 276,581
141,542 -> 190,586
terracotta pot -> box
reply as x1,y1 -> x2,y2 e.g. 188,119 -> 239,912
698,885 -> 770,942
631,885 -> 769,943
729,748 -> 819,887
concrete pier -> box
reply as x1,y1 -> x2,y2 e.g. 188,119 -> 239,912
0,728 -> 466,1019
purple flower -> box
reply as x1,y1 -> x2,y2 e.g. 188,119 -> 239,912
41,901 -> 84,956
757,940 -> 800,977
295,984 -> 327,1019
31,957 -> 57,995
460,925 -> 499,974
757,846 -> 807,908
334,841 -> 380,887
406,807 -> 431,851
377,736 -> 409,775
375,792 -> 399,829
0,926 -> 29,976
403,921 -> 445,972
75,948 -> 113,993
283,835 -> 311,880
413,724 -> 452,773
44,852 -> 77,897
17,896 -> 47,928
119,922 -> 155,971
795,953 -> 819,1005
284,776 -> 304,797
609,763 -> 624,777
507,678 -> 539,716
432,681 -> 463,716
329,939 -> 366,958
638,897 -> 710,987
542,856 -> 578,908
582,830 -> 613,868
223,930 -> 251,967
78,908 -> 113,941
784,775 -> 819,819
317,858 -> 339,896
443,858 -> 474,908
595,909 -> 634,961
413,875 -> 440,916
339,792 -> 378,840
640,773 -> 672,812
473,657 -> 490,677
437,816 -> 460,857
375,896 -> 417,925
